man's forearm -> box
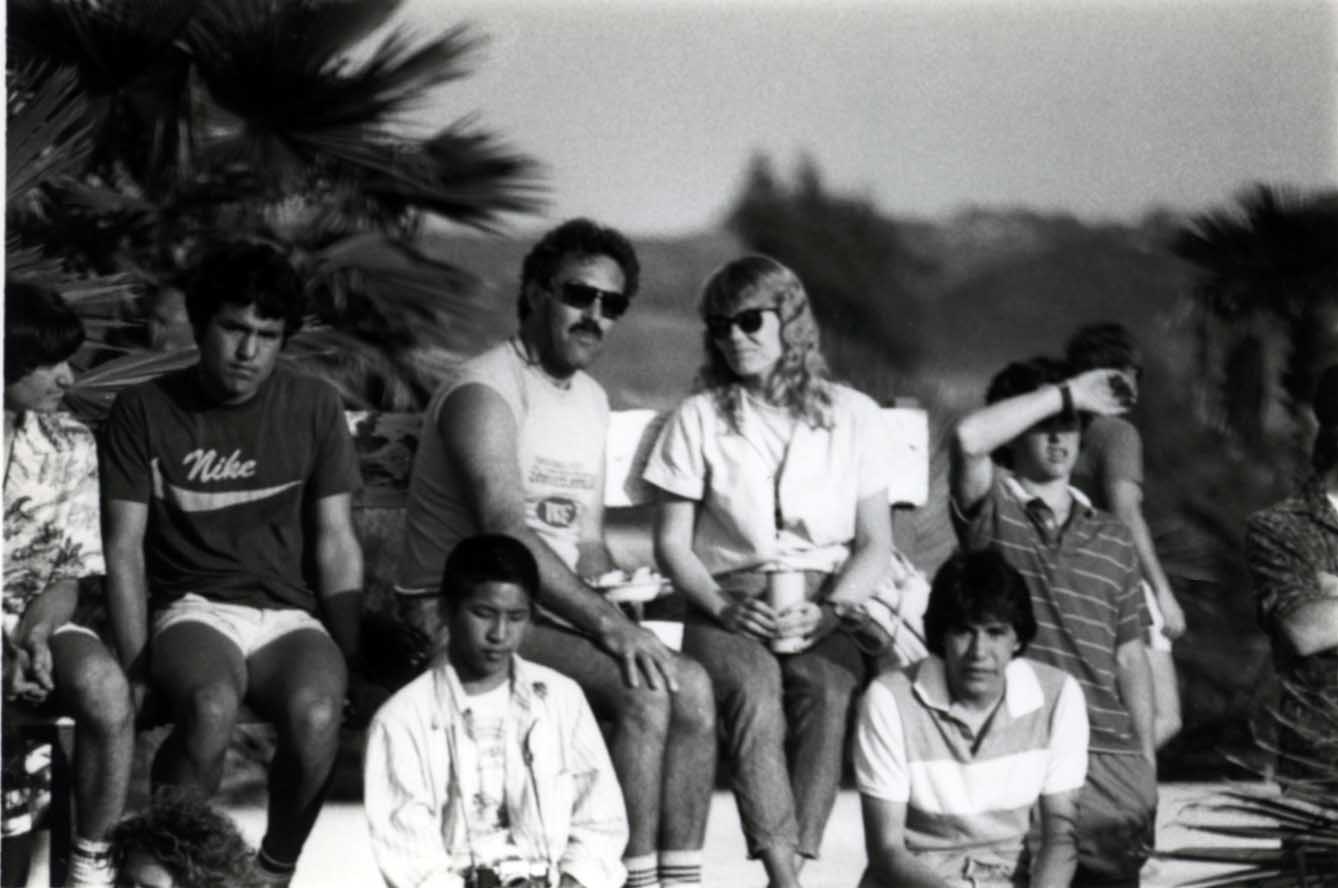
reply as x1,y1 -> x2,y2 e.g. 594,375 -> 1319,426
106,555 -> 150,678
955,385 -> 1066,462
12,580 -> 79,641
1278,597 -> 1338,657
487,515 -> 629,637
316,532 -> 364,659
1116,641 -> 1156,760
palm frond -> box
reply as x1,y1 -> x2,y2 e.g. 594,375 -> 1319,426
1172,184 -> 1338,321
7,0 -> 201,92
65,347 -> 199,425
6,64 -> 93,205
189,0 -> 479,143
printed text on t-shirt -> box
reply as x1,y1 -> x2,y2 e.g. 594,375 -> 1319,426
184,448 -> 257,483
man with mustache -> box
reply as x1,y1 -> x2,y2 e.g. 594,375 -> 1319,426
396,219 -> 716,888
950,357 -> 1157,887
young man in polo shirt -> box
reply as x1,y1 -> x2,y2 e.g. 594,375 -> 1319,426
855,549 -> 1089,887
950,357 -> 1155,887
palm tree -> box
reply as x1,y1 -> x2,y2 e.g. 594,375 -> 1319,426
6,0 -> 542,415
1172,185 -> 1338,471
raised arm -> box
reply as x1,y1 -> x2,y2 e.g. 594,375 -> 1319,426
443,384 -> 678,691
951,369 -> 1132,510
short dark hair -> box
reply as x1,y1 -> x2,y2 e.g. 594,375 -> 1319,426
1066,322 -> 1141,373
516,218 -> 640,321
440,534 -> 540,610
984,355 -> 1085,466
923,549 -> 1037,657
109,788 -> 263,888
4,281 -> 86,384
184,241 -> 304,341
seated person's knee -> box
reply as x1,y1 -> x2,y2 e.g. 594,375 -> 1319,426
669,657 -> 715,735
176,682 -> 242,735
68,657 -> 134,730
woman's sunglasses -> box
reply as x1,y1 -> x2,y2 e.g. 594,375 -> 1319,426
548,281 -> 630,320
706,307 -> 779,340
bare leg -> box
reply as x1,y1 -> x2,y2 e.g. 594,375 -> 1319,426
521,623 -> 681,857
148,622 -> 247,795
50,633 -> 134,841
245,628 -> 347,865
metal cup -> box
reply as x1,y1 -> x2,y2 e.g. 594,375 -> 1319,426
767,570 -> 808,654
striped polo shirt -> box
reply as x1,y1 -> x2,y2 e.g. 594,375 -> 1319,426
953,470 -> 1148,755
855,657 -> 1088,870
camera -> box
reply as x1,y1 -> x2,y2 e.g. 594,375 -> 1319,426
463,861 -> 551,887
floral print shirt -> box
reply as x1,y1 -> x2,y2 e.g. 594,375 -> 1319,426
3,410 -> 104,635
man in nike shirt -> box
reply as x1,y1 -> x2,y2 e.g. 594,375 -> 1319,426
100,242 -> 364,887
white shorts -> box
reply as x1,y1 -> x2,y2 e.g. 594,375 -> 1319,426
152,594 -> 327,658
1142,581 -> 1172,653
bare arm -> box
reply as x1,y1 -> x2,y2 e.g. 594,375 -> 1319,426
952,369 -> 1132,510
827,490 -> 894,606
1106,478 -> 1184,639
312,491 -> 364,660
1031,789 -> 1081,887
6,579 -> 79,701
444,384 -> 677,691
859,796 -> 949,888
575,456 -> 615,579
1277,573 -> 1338,655
653,494 -> 777,641
103,499 -> 151,685
1115,638 -> 1156,762
1246,519 -> 1338,656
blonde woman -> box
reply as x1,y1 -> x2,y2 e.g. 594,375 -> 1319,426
643,256 -> 893,888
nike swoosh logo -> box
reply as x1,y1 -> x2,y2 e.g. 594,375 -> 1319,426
151,458 -> 301,513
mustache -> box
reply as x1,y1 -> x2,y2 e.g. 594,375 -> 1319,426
569,321 -> 603,338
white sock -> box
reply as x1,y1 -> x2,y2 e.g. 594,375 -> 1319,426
659,849 -> 702,885
68,837 -> 115,888
624,852 -> 660,888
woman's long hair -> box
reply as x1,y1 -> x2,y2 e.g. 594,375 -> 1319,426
694,255 -> 833,432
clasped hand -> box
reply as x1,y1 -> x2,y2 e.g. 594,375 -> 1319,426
718,599 -> 834,648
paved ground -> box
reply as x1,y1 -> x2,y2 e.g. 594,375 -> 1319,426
226,783 -> 1265,887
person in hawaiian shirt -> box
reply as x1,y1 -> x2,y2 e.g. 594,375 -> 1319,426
4,281 -> 134,888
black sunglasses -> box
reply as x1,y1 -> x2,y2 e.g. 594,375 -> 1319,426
549,281 -> 630,320
706,307 -> 779,340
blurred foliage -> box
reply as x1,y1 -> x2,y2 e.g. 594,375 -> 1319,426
1173,185 -> 1338,464
726,152 -> 934,390
1160,683 -> 1338,885
6,0 -> 542,413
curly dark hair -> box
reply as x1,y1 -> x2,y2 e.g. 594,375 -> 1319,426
516,218 -> 640,321
109,789 -> 263,888
4,281 -> 86,384
923,549 -> 1037,658
184,240 -> 305,342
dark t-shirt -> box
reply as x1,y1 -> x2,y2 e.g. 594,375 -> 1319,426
100,366 -> 360,613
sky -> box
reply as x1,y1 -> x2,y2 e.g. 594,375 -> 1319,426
398,0 -> 1338,236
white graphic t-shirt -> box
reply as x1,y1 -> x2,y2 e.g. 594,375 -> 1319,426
400,338 -> 608,592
